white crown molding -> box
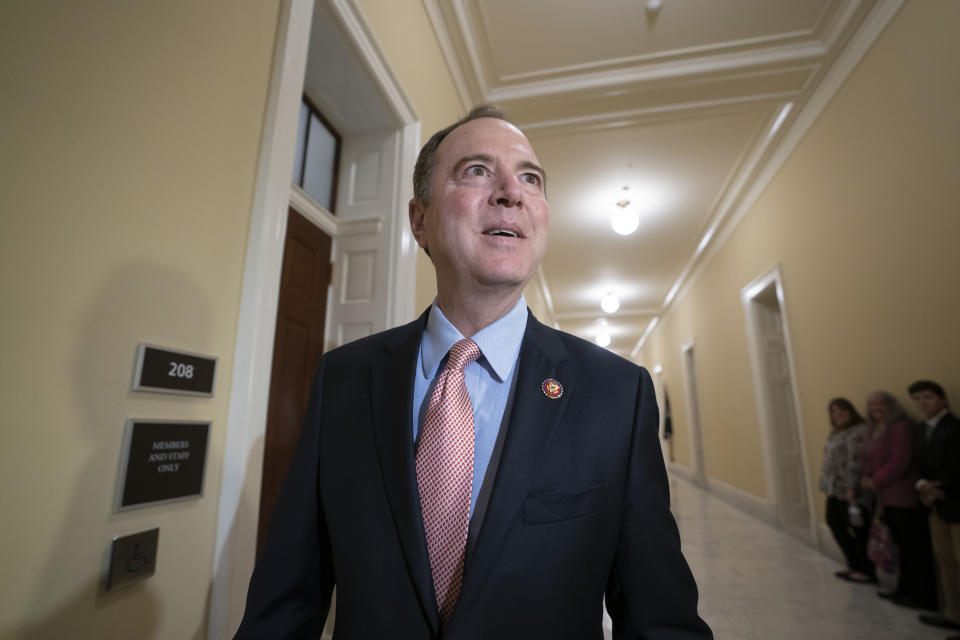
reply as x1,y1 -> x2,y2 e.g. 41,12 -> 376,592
450,0 -> 490,100
520,91 -> 793,135
440,0 -> 859,105
487,41 -> 826,104
821,0 -> 865,50
498,31 -> 824,85
554,307 -> 661,322
630,316 -> 660,358
639,0 -> 903,352
329,0 -> 417,125
422,0 -> 474,110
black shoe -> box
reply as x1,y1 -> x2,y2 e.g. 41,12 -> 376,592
917,613 -> 960,630
891,594 -> 937,611
878,591 -> 900,600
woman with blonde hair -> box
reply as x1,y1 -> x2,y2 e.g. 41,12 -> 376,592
862,390 -> 937,609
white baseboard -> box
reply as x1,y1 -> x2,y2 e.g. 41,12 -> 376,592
668,466 -> 853,569
705,476 -> 777,526
667,462 -> 696,484
817,522 -> 845,564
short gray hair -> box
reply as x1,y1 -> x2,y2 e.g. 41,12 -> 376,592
412,104 -> 508,205
866,390 -> 909,428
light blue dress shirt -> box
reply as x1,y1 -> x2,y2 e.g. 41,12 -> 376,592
412,296 -> 528,517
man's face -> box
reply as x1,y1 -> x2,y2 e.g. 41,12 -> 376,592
911,390 -> 948,419
409,118 -> 548,298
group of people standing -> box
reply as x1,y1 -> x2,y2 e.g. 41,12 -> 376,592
820,380 -> 960,637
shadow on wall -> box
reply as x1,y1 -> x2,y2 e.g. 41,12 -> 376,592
6,263 -> 218,639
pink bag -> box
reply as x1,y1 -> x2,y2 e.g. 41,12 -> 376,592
867,517 -> 898,573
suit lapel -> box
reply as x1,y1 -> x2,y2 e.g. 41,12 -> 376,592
930,414 -> 956,470
369,310 -> 440,632
453,314 -> 573,621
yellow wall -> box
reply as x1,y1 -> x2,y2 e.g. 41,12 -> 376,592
523,278 -> 555,327
0,1 -> 280,637
637,1 -> 960,511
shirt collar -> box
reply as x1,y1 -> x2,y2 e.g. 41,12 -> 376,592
421,296 -> 528,382
927,408 -> 949,428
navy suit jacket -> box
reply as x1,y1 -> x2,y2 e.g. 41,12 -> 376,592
914,412 -> 960,522
235,310 -> 711,639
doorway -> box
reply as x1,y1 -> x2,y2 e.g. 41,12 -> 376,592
742,267 -> 813,541
209,1 -> 421,637
680,341 -> 707,487
256,208 -> 332,556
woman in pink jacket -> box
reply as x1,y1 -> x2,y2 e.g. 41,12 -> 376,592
862,390 -> 937,609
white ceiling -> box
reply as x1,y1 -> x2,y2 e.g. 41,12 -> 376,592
425,0 -> 900,356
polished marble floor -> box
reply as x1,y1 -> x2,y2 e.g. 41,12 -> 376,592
668,475 -> 945,640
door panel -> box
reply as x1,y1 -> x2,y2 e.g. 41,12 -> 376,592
755,296 -> 809,535
257,209 -> 332,556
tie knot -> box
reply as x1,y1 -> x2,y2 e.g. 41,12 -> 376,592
446,339 -> 480,372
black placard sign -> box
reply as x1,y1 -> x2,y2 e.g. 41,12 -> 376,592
133,343 -> 217,396
117,420 -> 210,509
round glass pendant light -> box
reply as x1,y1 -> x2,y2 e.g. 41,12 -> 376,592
611,199 -> 639,235
600,293 -> 620,314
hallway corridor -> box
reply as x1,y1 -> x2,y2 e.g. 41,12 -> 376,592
671,476 -> 943,640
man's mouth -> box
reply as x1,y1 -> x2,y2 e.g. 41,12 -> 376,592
483,229 -> 520,238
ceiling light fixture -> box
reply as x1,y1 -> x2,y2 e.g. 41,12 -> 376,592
595,332 -> 611,348
600,293 -> 620,314
611,194 -> 639,236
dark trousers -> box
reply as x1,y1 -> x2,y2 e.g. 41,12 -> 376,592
884,505 -> 939,608
826,496 -> 875,576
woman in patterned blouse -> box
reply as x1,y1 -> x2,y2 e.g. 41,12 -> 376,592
820,397 -> 875,583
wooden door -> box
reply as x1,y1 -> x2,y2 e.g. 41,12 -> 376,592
257,208 -> 332,556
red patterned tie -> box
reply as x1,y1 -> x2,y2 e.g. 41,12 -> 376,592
416,338 -> 481,628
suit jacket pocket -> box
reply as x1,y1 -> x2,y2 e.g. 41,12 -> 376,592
524,482 -> 608,524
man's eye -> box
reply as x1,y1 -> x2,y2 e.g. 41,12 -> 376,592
523,173 -> 542,186
467,166 -> 488,176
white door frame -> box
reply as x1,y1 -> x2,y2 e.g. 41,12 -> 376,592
208,1 -> 419,637
741,264 -> 817,542
651,364 -> 670,466
679,339 -> 708,487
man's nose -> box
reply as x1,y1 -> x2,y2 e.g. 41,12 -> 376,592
491,173 -> 523,208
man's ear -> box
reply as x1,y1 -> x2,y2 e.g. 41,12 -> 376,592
409,199 -> 428,253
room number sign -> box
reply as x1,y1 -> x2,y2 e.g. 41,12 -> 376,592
132,343 -> 217,396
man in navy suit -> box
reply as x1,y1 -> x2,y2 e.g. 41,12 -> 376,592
911,380 -> 960,636
235,105 -> 711,639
